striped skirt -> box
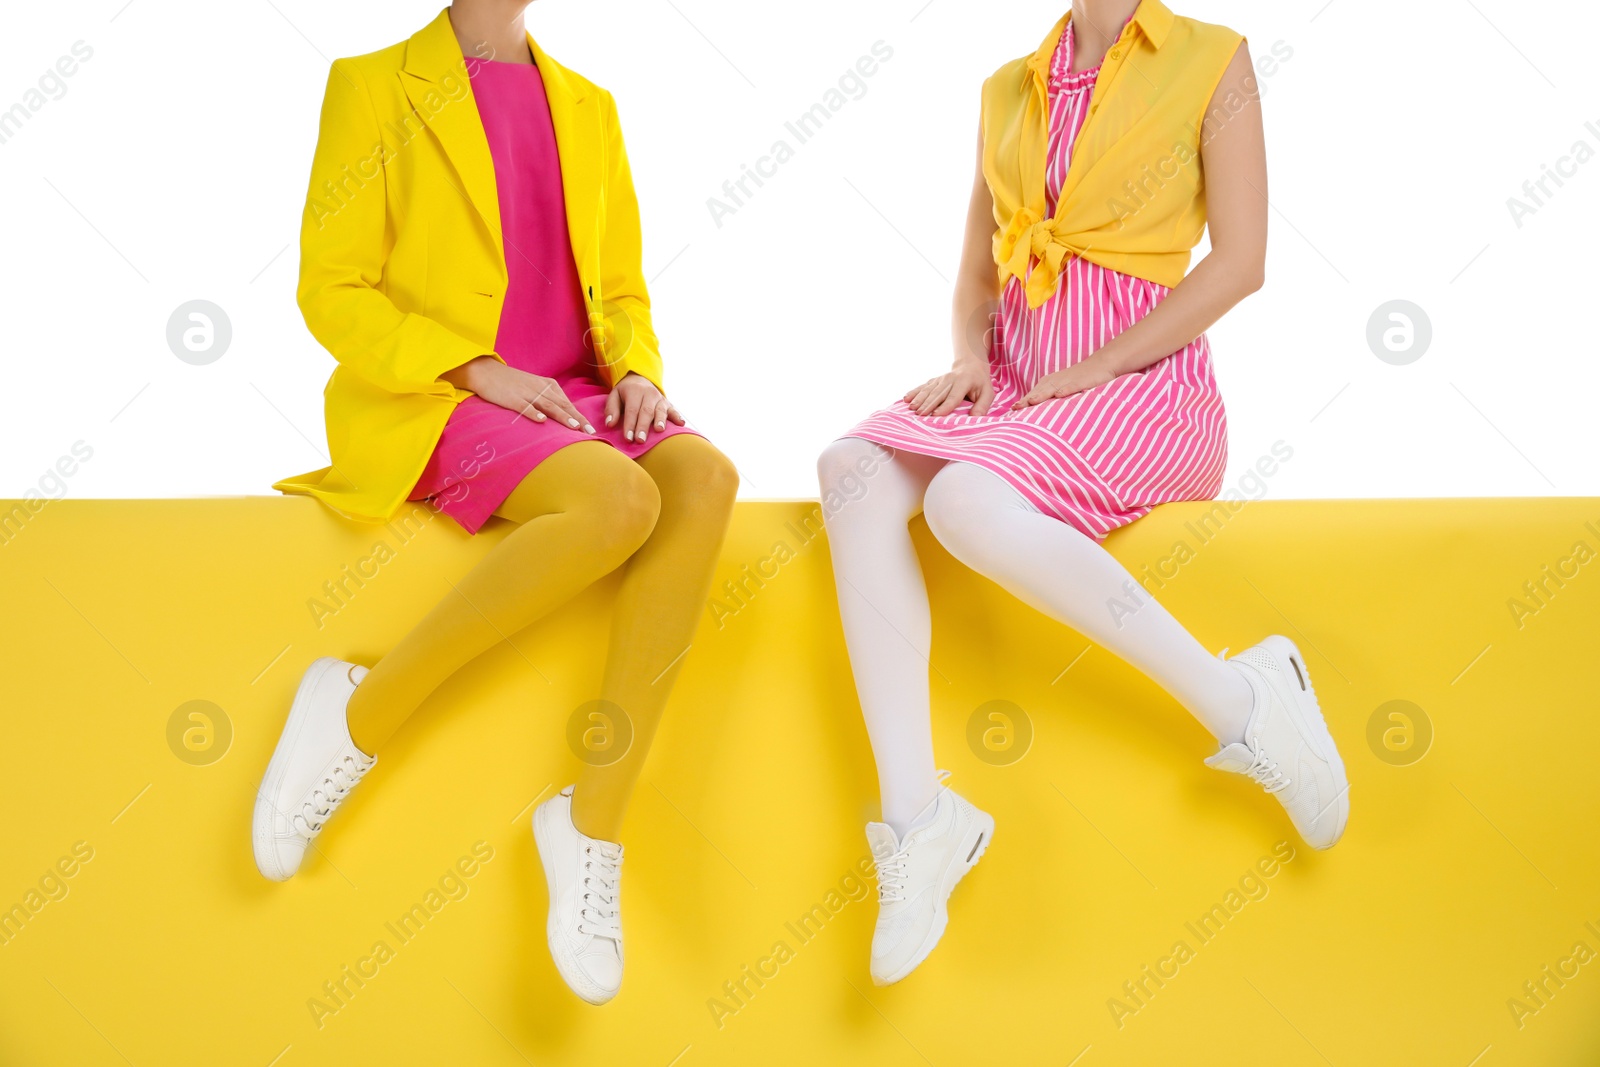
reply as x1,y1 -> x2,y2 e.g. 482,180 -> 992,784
843,18 -> 1227,541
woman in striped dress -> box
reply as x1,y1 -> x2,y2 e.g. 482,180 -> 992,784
818,0 -> 1350,985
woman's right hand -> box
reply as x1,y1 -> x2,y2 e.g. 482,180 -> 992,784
443,356 -> 594,433
903,359 -> 995,417
904,123 -> 1005,421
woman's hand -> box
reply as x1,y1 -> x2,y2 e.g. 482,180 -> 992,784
443,356 -> 594,432
904,360 -> 996,417
913,125 -> 1003,421
604,372 -> 684,444
1012,358 -> 1115,410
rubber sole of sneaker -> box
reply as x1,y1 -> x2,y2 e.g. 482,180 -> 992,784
872,808 -> 995,986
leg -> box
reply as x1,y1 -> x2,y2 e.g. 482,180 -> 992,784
921,462 -> 1253,744
817,437 -> 949,835
569,435 -> 740,840
822,442 -> 997,988
345,442 -> 663,753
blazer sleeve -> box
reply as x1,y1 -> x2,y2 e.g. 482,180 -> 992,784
296,60 -> 497,396
597,91 -> 666,391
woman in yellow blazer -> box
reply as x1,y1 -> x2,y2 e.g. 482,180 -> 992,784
253,1 -> 736,1006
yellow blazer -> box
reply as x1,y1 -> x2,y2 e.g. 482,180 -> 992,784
981,0 -> 1242,307
274,9 -> 663,522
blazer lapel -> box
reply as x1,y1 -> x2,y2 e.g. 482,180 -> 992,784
531,36 -> 600,289
400,9 -> 501,247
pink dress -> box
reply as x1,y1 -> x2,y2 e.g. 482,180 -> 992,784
846,21 -> 1227,540
409,57 -> 698,533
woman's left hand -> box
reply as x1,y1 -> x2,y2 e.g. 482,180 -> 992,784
1012,359 -> 1115,410
605,372 -> 685,444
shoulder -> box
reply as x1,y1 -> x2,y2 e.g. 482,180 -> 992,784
981,55 -> 1030,102
549,53 -> 608,100
542,52 -> 626,134
1166,14 -> 1245,55
329,40 -> 408,84
536,48 -> 614,110
986,54 -> 1031,85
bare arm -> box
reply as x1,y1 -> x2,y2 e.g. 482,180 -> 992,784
951,129 -> 1003,374
1015,41 -> 1268,406
904,130 -> 1003,416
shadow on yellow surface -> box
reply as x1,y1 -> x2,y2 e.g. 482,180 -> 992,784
0,496 -> 1597,1065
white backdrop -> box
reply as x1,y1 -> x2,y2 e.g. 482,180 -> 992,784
2,0 -> 1596,504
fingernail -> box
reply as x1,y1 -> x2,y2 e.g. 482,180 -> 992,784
625,431 -> 634,441
568,419 -> 580,428
585,425 -> 595,434
655,421 -> 665,430
639,433 -> 647,443
605,415 -> 614,425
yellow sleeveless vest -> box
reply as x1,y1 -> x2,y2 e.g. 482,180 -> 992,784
981,1 -> 1243,307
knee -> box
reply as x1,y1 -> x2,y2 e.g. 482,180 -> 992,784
650,437 -> 739,526
587,457 -> 662,553
921,466 -> 987,559
816,437 -> 888,507
686,439 -> 741,510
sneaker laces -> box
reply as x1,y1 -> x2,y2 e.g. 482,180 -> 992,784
294,752 -> 374,838
873,844 -> 912,904
578,841 -> 624,941
874,770 -> 953,905
1243,745 -> 1290,794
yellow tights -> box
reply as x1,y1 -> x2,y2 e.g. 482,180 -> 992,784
343,435 -> 738,841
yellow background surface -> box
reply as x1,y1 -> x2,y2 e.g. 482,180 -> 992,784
0,496 -> 1596,1066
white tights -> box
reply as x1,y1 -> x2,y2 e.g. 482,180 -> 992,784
817,437 -> 1253,834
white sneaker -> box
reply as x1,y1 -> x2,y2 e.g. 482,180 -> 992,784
533,787 -> 624,1005
1206,636 -> 1350,850
865,782 -> 993,986
252,658 -> 376,881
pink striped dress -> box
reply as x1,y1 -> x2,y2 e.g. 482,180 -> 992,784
845,21 -> 1227,540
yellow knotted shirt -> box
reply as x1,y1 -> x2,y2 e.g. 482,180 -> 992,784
981,0 -> 1244,308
